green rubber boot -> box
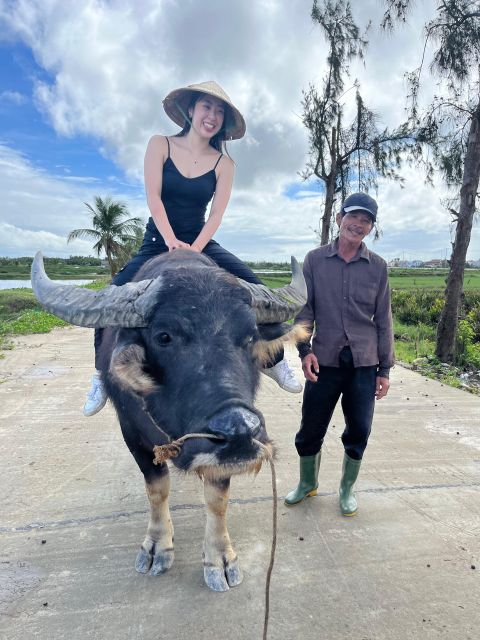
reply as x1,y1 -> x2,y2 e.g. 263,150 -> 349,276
339,453 -> 362,516
284,452 -> 321,506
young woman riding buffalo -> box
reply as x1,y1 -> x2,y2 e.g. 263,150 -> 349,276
84,80 -> 302,416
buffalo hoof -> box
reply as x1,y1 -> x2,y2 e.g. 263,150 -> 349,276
150,548 -> 175,576
225,559 -> 243,587
135,547 -> 153,574
204,558 -> 243,592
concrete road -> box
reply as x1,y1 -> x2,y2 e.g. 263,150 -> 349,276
0,326 -> 479,640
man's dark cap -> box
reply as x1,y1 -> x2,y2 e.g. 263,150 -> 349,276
341,192 -> 377,222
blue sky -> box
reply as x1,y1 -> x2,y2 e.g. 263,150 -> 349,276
0,0 -> 478,263
0,41 -> 129,183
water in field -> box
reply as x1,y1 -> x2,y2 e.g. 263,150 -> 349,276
0,279 -> 93,290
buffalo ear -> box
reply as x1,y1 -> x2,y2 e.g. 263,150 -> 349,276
109,342 -> 158,395
253,322 -> 311,367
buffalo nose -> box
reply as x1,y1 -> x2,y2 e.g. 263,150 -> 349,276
208,407 -> 261,440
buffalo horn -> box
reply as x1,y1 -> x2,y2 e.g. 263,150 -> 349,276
31,252 -> 164,328
238,256 -> 307,324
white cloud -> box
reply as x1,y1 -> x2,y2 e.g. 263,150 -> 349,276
0,0 -> 479,262
0,143 -> 147,257
0,90 -> 27,105
0,221 -> 91,255
0,0 -> 322,182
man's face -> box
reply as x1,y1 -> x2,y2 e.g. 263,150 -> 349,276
336,210 -> 374,245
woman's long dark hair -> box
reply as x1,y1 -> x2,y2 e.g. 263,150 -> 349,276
174,91 -> 233,154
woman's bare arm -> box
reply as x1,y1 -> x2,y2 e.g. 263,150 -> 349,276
190,156 -> 235,252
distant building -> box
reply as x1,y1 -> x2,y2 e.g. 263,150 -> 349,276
388,259 -> 425,268
423,259 -> 447,268
387,257 -> 477,269
388,258 -> 404,267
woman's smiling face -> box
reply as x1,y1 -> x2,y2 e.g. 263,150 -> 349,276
189,94 -> 226,138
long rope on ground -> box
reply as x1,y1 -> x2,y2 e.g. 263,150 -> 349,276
253,439 -> 277,640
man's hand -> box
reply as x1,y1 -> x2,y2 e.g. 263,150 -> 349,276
301,353 -> 319,382
375,376 -> 390,400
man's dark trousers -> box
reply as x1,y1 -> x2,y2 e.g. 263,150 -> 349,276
295,347 -> 376,461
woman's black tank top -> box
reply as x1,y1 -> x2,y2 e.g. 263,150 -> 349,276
145,137 -> 222,245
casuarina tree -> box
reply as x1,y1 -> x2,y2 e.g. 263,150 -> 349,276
302,0 -> 418,244
68,196 -> 143,277
382,0 -> 480,362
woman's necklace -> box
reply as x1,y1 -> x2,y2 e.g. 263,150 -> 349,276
186,140 -> 208,167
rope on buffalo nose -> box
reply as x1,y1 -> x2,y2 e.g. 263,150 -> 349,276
152,434 -> 278,640
152,433 -> 225,464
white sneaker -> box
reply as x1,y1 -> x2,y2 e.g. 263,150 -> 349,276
83,371 -> 107,416
262,358 -> 303,393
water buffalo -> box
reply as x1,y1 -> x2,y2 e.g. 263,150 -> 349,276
31,250 -> 307,591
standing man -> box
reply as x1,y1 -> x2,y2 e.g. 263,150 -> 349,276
285,193 -> 394,515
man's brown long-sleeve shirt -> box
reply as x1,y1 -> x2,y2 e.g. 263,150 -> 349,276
296,239 -> 394,377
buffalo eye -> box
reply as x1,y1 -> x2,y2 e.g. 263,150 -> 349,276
158,332 -> 171,345
244,335 -> 254,346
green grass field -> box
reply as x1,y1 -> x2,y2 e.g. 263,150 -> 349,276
389,268 -> 480,290
261,268 -> 480,291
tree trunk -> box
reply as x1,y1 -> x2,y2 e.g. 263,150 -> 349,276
322,173 -> 337,245
436,105 -> 480,362
320,126 -> 338,245
106,249 -> 116,278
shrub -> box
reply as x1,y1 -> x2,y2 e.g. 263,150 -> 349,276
457,320 -> 480,368
391,290 -> 444,325
466,304 -> 480,342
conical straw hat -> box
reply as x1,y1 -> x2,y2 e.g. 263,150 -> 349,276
163,80 -> 246,140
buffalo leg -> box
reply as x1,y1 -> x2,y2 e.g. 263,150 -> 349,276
135,464 -> 174,576
203,477 -> 243,592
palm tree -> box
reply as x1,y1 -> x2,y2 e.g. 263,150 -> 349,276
115,224 -> 144,263
68,196 -> 143,277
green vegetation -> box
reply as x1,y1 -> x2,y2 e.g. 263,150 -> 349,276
0,279 -> 109,354
391,289 -> 480,393
68,196 -> 143,276
393,319 -> 436,363
257,274 -> 291,289
0,256 -> 102,266
0,256 -> 107,279
0,288 -> 66,352
246,261 -> 291,271
1,309 -> 68,337
388,268 -> 480,290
